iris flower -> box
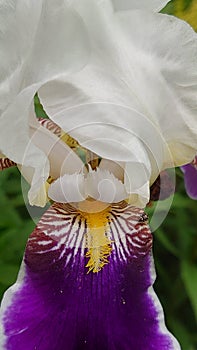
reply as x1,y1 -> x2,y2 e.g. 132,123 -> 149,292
181,156 -> 197,200
0,0 -> 197,349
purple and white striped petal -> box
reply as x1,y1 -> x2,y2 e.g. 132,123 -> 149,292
181,156 -> 197,200
38,118 -> 62,137
0,202 -> 180,350
0,158 -> 16,171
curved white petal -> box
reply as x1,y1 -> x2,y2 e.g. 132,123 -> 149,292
111,0 -> 171,12
0,1 -> 90,206
29,118 -> 84,179
48,173 -> 86,203
99,159 -> 124,181
48,168 -> 129,204
39,92 -> 163,174
87,168 -> 128,203
2,0 -> 197,208
115,10 -> 197,164
0,1 -> 89,112
39,6 -> 197,174
125,161 -> 150,208
128,182 -> 150,208
20,118 -> 84,207
18,164 -> 49,207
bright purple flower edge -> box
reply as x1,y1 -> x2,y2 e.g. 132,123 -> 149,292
181,160 -> 197,200
0,202 -> 180,350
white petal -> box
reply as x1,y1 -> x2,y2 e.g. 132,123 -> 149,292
128,181 -> 150,208
99,159 -> 124,181
0,1 -> 89,206
48,173 -> 86,203
115,10 -> 197,165
111,0 -> 170,12
38,0 -> 168,181
20,119 -> 84,207
39,6 -> 197,173
18,165 -> 48,208
29,118 -> 84,179
39,93 -> 162,170
0,1 -> 89,101
124,159 -> 151,208
87,168 -> 128,203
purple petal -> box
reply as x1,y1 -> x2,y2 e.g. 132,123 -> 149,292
181,159 -> 197,199
150,170 -> 175,201
0,202 -> 180,350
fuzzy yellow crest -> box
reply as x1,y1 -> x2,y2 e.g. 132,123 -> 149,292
80,203 -> 112,273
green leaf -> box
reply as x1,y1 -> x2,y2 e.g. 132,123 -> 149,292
160,1 -> 175,14
0,263 -> 19,285
168,317 -> 194,350
183,0 -> 193,11
34,93 -> 48,119
181,260 -> 197,322
155,228 -> 180,257
0,219 -> 34,263
0,194 -> 22,228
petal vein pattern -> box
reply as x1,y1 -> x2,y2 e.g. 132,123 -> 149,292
0,202 -> 180,350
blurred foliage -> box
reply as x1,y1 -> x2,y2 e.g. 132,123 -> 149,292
0,168 -> 34,298
146,169 -> 197,350
0,1 -> 197,350
163,0 -> 197,30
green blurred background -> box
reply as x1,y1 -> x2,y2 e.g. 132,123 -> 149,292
0,0 -> 197,349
